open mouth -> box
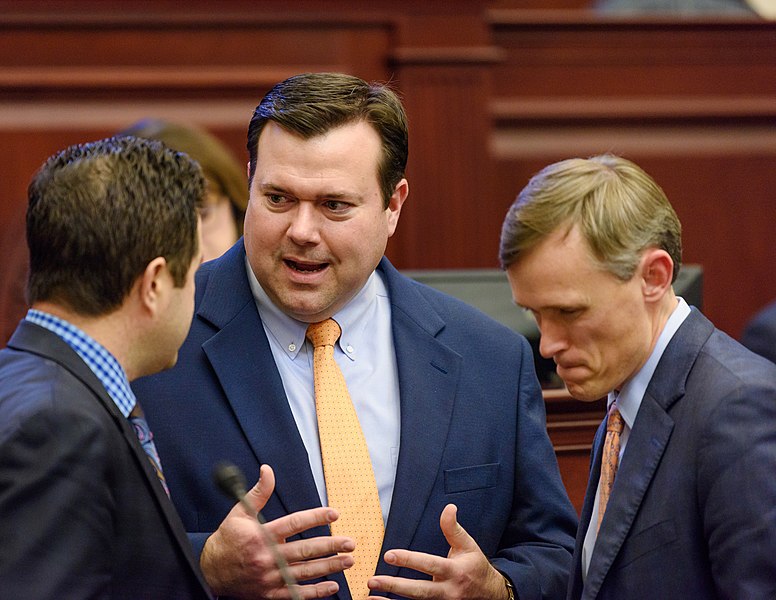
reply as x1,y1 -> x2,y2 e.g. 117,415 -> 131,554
285,259 -> 328,273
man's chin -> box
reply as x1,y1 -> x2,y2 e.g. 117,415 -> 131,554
562,380 -> 606,402
162,353 -> 179,372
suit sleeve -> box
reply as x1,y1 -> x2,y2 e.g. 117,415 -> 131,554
490,339 -> 578,600
698,376 -> 776,598
0,386 -> 118,598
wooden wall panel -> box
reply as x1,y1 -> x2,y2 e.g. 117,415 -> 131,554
387,64 -> 502,269
488,12 -> 776,338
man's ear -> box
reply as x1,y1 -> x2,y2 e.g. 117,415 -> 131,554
640,248 -> 674,303
386,178 -> 409,237
137,256 -> 169,316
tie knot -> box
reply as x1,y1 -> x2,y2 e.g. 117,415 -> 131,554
607,404 -> 625,434
306,318 -> 341,348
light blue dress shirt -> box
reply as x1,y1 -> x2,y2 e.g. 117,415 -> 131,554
246,258 -> 401,524
581,297 -> 691,578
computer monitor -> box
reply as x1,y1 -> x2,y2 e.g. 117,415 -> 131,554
403,264 -> 703,387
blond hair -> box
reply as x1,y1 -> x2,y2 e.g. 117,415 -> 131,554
499,154 -> 681,282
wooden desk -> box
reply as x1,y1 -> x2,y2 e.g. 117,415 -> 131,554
544,387 -> 605,513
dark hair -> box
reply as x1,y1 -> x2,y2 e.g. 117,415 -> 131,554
120,118 -> 248,235
247,72 -> 408,207
27,135 -> 204,315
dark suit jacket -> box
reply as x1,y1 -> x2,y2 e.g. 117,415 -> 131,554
741,300 -> 776,365
133,239 -> 578,600
568,309 -> 776,599
0,321 -> 212,599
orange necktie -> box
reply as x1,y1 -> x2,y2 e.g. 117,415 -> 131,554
597,403 -> 624,532
306,319 -> 384,600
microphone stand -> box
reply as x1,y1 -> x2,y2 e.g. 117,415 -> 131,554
214,463 -> 301,600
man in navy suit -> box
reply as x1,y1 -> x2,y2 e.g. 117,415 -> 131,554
500,154 -> 776,599
0,136 -> 212,598
133,72 -> 578,600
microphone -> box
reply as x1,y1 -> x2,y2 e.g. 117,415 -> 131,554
213,462 -> 301,600
214,462 -> 256,517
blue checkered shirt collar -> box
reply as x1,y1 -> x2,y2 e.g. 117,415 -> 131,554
25,308 -> 136,418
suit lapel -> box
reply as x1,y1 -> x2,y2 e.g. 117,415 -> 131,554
568,420 -> 606,600
118,405 -> 213,595
582,395 -> 673,598
581,309 -> 714,597
377,260 -> 461,574
197,242 -> 322,518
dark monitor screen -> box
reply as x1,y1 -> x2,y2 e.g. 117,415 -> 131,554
404,264 -> 703,387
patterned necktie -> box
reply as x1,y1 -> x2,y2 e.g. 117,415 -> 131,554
597,402 -> 624,532
306,319 -> 384,600
129,402 -> 170,497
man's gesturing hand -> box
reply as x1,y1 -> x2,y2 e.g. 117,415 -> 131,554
201,464 -> 355,599
366,504 -> 509,600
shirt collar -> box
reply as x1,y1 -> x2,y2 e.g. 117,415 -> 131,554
245,255 -> 382,361
25,308 -> 136,417
609,297 -> 691,428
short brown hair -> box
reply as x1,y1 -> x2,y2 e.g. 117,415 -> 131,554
120,118 -> 248,235
27,136 -> 204,315
499,154 -> 682,282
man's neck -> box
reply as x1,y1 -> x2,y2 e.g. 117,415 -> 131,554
31,300 -> 137,379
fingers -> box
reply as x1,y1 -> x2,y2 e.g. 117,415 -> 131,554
439,504 -> 476,553
294,580 -> 340,600
367,505 -> 495,600
381,548 -> 447,578
243,464 -> 276,514
368,575 -> 439,600
283,534 -> 355,564
290,551 -> 354,583
266,505 -> 342,542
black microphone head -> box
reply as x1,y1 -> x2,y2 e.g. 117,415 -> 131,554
213,461 -> 248,502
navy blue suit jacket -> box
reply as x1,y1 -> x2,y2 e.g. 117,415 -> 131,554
0,321 -> 212,599
741,300 -> 776,365
133,240 -> 578,600
568,309 -> 776,599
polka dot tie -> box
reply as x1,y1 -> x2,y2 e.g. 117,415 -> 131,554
306,319 -> 384,600
597,402 -> 624,532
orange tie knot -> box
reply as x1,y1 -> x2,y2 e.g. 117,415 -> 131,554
607,405 -> 625,435
306,319 -> 341,349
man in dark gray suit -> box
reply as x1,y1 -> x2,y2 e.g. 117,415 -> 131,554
500,154 -> 776,599
0,136 -> 212,598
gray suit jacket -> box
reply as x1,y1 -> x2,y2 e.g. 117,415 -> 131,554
568,308 -> 776,599
0,321 -> 212,599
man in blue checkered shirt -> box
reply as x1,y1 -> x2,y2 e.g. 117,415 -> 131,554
0,136 -> 212,598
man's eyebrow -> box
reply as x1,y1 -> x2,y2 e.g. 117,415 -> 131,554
257,182 -> 287,193
258,182 -> 359,201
